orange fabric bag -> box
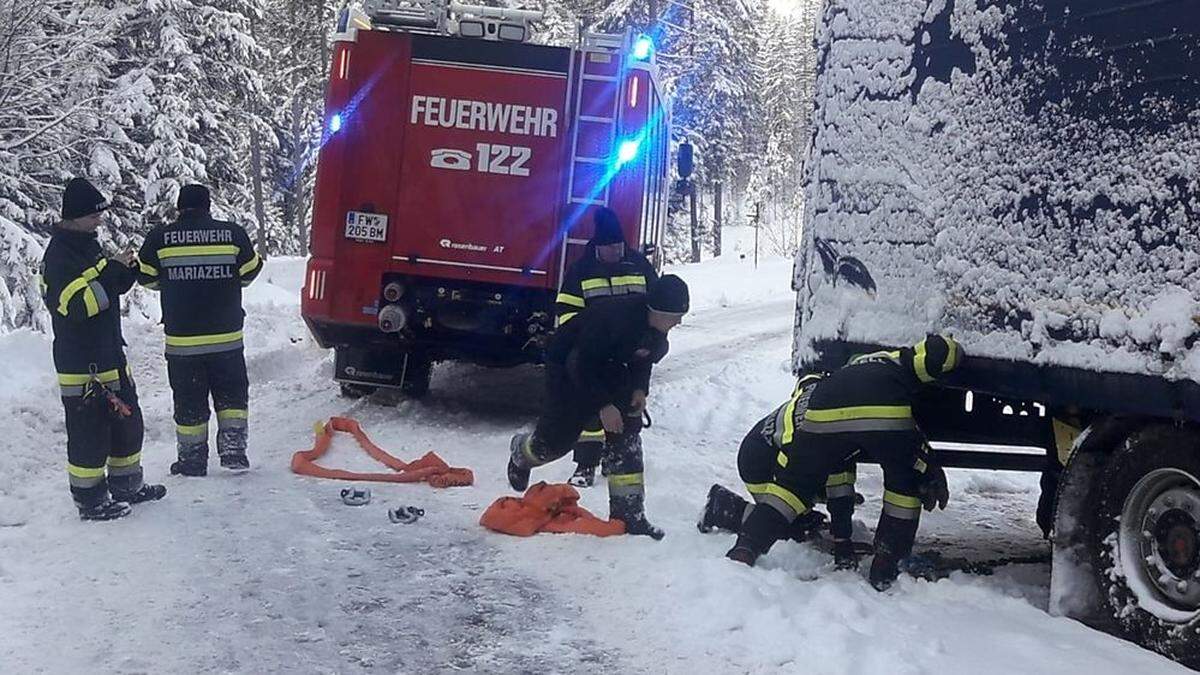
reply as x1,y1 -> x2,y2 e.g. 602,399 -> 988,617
480,482 -> 625,537
291,417 -> 474,487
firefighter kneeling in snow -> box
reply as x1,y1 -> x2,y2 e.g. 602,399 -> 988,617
137,185 -> 264,475
41,178 -> 166,520
700,373 -> 866,569
717,336 -> 960,590
507,275 -> 691,539
555,207 -> 659,488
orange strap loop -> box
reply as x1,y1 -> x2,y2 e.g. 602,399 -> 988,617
480,482 -> 625,537
291,416 -> 474,487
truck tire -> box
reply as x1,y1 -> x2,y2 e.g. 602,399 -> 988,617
400,354 -> 433,399
1087,424 -> 1200,667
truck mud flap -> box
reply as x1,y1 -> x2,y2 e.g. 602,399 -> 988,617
335,347 -> 406,388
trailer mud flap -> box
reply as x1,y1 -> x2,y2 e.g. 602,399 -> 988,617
335,347 -> 406,388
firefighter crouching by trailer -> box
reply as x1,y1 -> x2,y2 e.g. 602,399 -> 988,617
722,336 -> 960,590
41,178 -> 167,520
507,275 -> 691,539
137,185 -> 264,476
699,373 -> 867,570
557,207 -> 659,488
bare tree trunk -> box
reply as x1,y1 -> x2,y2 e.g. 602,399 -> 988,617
248,19 -> 268,255
689,183 -> 700,263
713,181 -> 723,257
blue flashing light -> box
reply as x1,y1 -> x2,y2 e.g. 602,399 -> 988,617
632,35 -> 653,61
616,139 -> 641,167
329,113 -> 343,133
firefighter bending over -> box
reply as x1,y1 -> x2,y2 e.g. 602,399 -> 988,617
720,336 -> 961,590
555,207 -> 658,488
137,185 -> 264,476
700,373 -> 866,570
41,178 -> 166,520
508,275 -> 691,539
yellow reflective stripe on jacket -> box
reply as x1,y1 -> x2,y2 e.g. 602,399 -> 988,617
609,274 -> 646,288
239,253 -> 262,276
58,369 -> 121,386
580,278 -> 609,291
556,312 -> 578,327
746,482 -> 808,518
68,463 -> 106,479
776,451 -> 789,468
805,405 -> 912,423
138,259 -> 159,276
57,259 -> 108,316
165,330 -> 244,347
158,244 -> 239,259
556,292 -> 586,308
107,453 -> 141,468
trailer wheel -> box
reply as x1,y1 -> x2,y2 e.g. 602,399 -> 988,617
1088,424 -> 1200,666
400,354 -> 433,399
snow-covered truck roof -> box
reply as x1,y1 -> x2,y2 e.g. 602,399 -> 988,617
794,0 -> 1199,419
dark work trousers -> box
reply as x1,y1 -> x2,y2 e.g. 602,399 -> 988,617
740,427 -> 924,557
167,349 -> 249,463
527,363 -> 646,506
572,416 -> 606,468
63,370 -> 144,508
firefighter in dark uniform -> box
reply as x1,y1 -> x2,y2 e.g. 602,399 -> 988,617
41,178 -> 166,520
136,185 -> 263,475
555,207 -> 658,488
508,275 -> 691,539
699,373 -> 866,569
719,336 -> 961,590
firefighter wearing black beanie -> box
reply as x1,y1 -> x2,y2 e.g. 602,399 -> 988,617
508,274 -> 691,540
41,177 -> 166,520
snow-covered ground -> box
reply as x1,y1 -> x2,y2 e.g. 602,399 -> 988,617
0,254 -> 1186,673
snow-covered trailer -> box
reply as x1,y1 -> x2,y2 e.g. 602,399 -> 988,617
301,1 -> 671,397
794,0 -> 1199,664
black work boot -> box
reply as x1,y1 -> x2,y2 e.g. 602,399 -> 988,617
79,499 -> 132,522
788,510 -> 828,542
112,483 -> 167,505
833,539 -> 860,571
611,493 -> 664,540
568,464 -> 596,488
507,433 -> 533,492
698,483 -> 750,533
170,457 -> 207,477
726,539 -> 760,566
219,451 -> 250,472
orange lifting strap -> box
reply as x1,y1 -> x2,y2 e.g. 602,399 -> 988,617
480,482 -> 625,537
291,416 -> 473,488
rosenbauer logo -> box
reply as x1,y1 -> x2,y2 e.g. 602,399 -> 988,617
439,238 -> 505,254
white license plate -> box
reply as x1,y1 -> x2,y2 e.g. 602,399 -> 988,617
344,211 -> 388,242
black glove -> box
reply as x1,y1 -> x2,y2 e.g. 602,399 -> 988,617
918,464 -> 950,511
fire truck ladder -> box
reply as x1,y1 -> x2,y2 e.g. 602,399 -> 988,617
566,31 -> 626,210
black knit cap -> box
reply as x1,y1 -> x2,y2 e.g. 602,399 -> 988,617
901,334 -> 964,383
177,184 -> 211,211
61,177 -> 109,220
592,207 -> 625,246
648,274 -> 689,315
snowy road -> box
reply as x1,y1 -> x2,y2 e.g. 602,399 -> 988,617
0,255 -> 1187,673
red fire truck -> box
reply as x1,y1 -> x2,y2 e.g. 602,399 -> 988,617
301,2 -> 671,397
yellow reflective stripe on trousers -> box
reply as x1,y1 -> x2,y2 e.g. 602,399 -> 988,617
58,369 -> 121,386
68,463 -> 106,479
608,473 -> 643,487
57,259 -> 108,316
107,453 -> 141,468
805,405 -> 912,422
217,409 -> 248,420
825,471 -> 855,487
165,330 -> 244,347
177,422 -> 208,436
556,292 -> 585,308
883,490 -> 922,509
578,429 -> 605,441
158,244 -> 239,259
746,482 -> 808,520
239,253 -> 262,277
